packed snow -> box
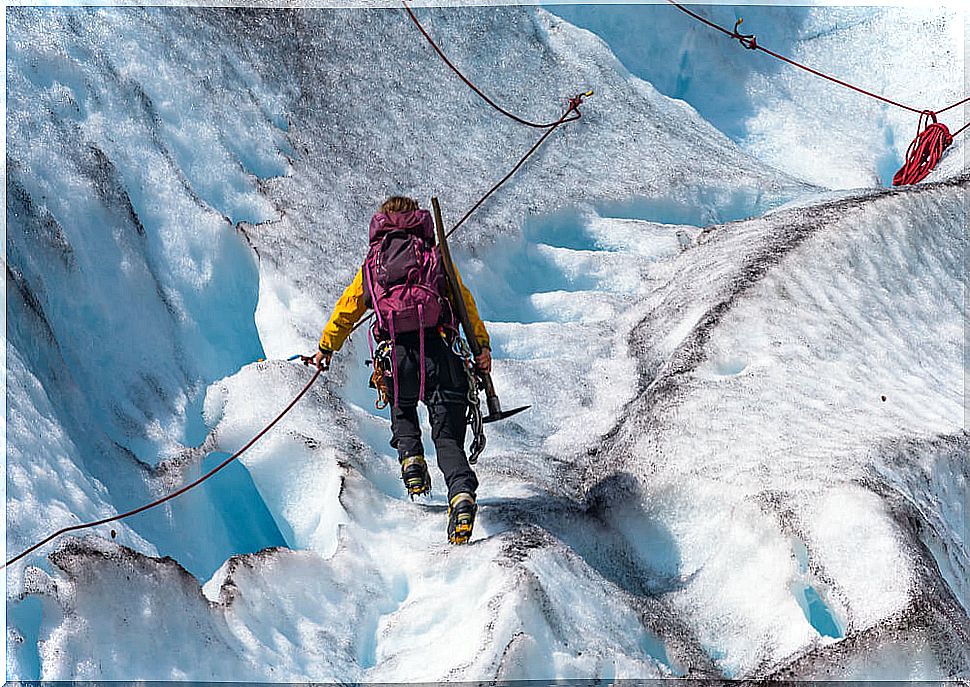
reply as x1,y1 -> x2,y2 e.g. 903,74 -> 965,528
5,2 -> 968,683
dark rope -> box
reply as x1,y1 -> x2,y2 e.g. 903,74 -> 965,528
400,0 -> 590,237
447,98 -> 585,239
4,367 -> 323,569
665,0 -> 967,118
403,0 -> 574,129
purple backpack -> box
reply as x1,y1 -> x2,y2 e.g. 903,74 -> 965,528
363,209 -> 454,403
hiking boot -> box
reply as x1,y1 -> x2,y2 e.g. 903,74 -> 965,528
400,455 -> 431,498
447,492 -> 477,545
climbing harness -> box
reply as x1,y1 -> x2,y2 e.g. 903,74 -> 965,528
366,336 -> 394,410
665,0 -> 969,185
366,324 -> 486,462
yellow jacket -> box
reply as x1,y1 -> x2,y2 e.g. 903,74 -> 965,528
319,266 -> 490,353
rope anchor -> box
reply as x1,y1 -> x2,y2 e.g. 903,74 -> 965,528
732,18 -> 758,50
568,90 -> 594,111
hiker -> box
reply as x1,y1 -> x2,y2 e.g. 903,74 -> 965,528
313,196 -> 491,544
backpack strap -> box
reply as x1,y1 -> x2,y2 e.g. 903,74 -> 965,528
417,303 -> 426,404
363,257 -> 385,333
389,313 -> 399,407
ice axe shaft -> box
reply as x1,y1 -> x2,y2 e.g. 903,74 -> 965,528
431,197 -> 529,423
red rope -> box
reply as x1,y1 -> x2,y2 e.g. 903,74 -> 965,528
936,95 -> 970,116
665,0 -> 968,184
4,367 -> 323,569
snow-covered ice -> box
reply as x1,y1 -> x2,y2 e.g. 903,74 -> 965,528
5,3 -> 968,683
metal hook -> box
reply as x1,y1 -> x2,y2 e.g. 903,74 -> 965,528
733,17 -> 758,50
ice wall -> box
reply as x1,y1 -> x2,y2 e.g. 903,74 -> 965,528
6,4 -> 294,657
245,5 -> 812,361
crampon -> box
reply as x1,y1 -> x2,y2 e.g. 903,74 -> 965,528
400,455 -> 431,499
447,492 -> 477,544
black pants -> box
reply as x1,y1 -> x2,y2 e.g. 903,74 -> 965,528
388,329 -> 478,500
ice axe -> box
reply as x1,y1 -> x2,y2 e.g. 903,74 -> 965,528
431,197 -> 529,424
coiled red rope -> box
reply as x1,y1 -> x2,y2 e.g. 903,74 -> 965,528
893,111 -> 954,186
665,0 -> 968,185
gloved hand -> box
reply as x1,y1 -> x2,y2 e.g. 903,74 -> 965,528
475,347 -> 492,374
313,349 -> 333,370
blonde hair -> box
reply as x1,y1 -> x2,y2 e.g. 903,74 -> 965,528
379,196 -> 419,214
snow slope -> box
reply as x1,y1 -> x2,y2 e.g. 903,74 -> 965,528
6,3 -> 968,683
604,177 -> 969,678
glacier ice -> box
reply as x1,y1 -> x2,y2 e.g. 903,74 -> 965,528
5,3 -> 969,683
550,3 -> 966,189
